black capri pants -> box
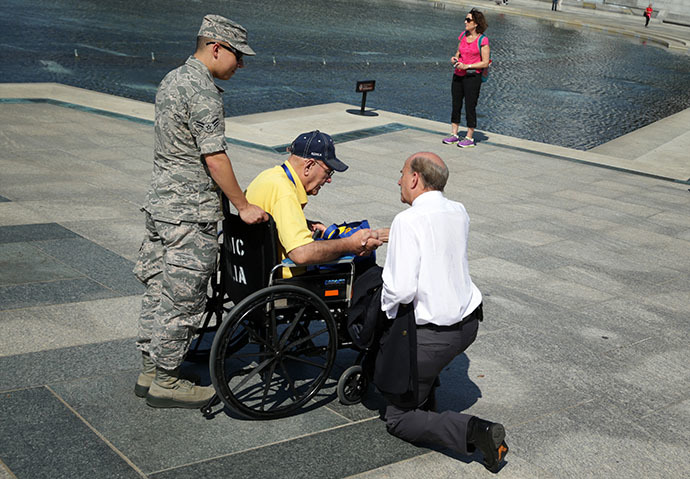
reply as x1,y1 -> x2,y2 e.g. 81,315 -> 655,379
451,73 -> 482,129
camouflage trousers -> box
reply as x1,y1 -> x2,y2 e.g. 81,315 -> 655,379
133,212 -> 218,370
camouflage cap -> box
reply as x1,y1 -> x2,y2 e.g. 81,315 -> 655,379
198,14 -> 256,56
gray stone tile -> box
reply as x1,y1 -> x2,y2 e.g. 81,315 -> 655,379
50,371 -> 352,474
34,237 -> 143,296
0,242 -> 82,285
477,287 -> 568,333
0,222 -> 80,244
513,276 -> 615,310
0,338 -> 137,391
490,243 -> 575,273
348,449 -> 555,479
549,265 -> 643,297
0,296 -> 139,357
538,240 -> 684,286
321,391 -> 387,423
469,256 -> 544,287
149,417 -> 423,479
1,179 -> 103,201
571,203 -> 661,226
508,398 -> 687,479
0,277 -> 117,311
0,387 -> 141,479
638,288 -> 690,321
638,399 -> 690,450
14,198 -> 136,224
0,202 -> 51,227
574,335 -> 690,418
495,229 -> 564,247
61,218 -> 145,263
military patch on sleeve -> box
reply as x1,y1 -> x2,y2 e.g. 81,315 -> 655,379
193,118 -> 220,133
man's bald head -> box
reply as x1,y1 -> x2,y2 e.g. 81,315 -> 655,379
408,152 -> 449,192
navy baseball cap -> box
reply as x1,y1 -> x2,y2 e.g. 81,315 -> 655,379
288,130 -> 348,172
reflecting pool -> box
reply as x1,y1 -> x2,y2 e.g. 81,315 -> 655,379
2,0 -> 690,149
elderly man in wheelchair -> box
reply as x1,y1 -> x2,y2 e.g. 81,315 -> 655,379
200,130 -> 387,419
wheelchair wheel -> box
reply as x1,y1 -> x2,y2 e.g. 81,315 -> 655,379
210,285 -> 337,419
337,365 -> 368,405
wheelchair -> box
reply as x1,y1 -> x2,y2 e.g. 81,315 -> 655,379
196,198 -> 369,419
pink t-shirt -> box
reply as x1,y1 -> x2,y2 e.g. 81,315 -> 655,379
454,34 -> 489,77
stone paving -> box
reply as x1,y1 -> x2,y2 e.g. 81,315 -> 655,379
1,2 -> 690,478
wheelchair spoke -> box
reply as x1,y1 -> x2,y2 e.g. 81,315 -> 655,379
239,317 -> 271,349
260,360 -> 279,412
283,354 -> 328,370
278,305 -> 306,349
283,327 -> 328,351
233,356 -> 275,392
277,359 -> 299,400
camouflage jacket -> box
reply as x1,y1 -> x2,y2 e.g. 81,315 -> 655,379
144,55 -> 227,222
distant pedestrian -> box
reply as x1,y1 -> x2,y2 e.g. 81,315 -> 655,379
644,3 -> 653,27
552,0 -> 558,11
442,9 -> 490,149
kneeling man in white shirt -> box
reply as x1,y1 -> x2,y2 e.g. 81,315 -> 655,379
380,151 -> 509,474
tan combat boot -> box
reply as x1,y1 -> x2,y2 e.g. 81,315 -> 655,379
146,367 -> 215,408
134,352 -> 156,398
135,353 -> 201,398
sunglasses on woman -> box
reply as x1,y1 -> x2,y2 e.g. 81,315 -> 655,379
465,17 -> 474,22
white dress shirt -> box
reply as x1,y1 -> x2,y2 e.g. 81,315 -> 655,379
381,190 -> 482,325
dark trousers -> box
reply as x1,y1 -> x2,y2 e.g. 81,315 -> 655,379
384,315 -> 480,455
451,73 -> 482,129
552,0 -> 558,10
645,14 -> 650,26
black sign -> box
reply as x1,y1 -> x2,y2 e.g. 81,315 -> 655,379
356,80 -> 376,93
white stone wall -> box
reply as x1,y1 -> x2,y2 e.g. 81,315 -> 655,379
604,0 -> 690,17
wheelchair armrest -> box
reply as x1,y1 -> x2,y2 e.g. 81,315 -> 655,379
280,255 -> 355,268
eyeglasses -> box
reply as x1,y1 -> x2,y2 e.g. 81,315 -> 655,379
465,17 -> 474,22
313,160 -> 334,178
206,42 -> 243,62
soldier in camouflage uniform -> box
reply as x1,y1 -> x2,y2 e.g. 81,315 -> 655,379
133,14 -> 267,408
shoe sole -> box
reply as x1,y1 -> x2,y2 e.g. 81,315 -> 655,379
134,383 -> 150,398
146,395 -> 212,409
484,424 -> 508,473
458,144 -> 475,148
442,140 -> 459,144
491,423 -> 505,447
136,371 -> 201,399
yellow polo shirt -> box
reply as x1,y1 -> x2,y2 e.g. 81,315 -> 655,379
245,162 -> 313,278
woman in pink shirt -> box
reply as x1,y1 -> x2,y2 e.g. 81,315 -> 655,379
442,9 -> 490,148
644,3 -> 653,27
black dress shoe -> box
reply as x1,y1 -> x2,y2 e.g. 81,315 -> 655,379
468,417 -> 509,473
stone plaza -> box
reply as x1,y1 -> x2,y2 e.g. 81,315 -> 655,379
1,1 -> 689,478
